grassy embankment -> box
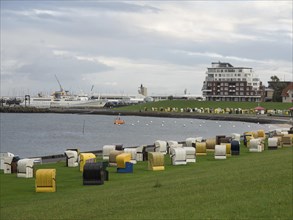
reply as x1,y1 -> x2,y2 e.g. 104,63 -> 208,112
118,101 -> 292,112
1,145 -> 292,220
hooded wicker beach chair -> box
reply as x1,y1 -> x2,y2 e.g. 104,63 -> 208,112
268,137 -> 278,150
136,146 -> 144,161
185,138 -> 197,147
281,135 -> 293,147
183,147 -> 196,163
206,138 -> 216,151
214,145 -> 227,159
195,142 -> 207,156
79,153 -> 96,172
35,169 -> 56,192
116,153 -> 133,173
0,152 -> 14,170
167,141 -> 183,154
170,147 -> 187,165
249,139 -> 264,152
102,145 -> 116,160
216,135 -> 226,145
244,132 -> 254,147
221,143 -> 231,157
231,133 -> 241,143
17,159 -> 34,178
64,150 -> 79,167
154,140 -> 167,154
83,163 -> 107,185
124,148 -> 137,164
231,140 -> 240,155
109,150 -> 124,166
4,155 -> 19,174
3,156 -> 14,174
148,152 -> 165,171
142,145 -> 155,161
257,130 -> 266,140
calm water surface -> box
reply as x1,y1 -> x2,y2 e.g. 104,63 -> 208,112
0,113 -> 282,158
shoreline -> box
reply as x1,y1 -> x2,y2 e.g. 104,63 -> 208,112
1,106 -> 292,125
2,107 -> 292,163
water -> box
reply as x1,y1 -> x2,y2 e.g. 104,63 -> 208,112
0,113 -> 284,158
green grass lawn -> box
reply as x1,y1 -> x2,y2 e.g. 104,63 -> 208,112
1,146 -> 292,220
118,100 -> 292,112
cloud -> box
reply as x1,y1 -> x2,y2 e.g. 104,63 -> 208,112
1,1 -> 292,97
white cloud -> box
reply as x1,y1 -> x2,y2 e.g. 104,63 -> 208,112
1,1 -> 292,97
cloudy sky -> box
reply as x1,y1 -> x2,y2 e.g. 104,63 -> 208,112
1,1 -> 292,97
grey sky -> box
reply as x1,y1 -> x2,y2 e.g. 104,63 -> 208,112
1,1 -> 292,97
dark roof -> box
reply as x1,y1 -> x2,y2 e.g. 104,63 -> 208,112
211,62 -> 233,67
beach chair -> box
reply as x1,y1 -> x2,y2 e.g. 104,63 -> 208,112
216,135 -> 226,145
83,162 -> 108,185
249,139 -> 264,152
268,137 -> 278,150
257,130 -> 266,140
136,146 -> 144,162
231,140 -> 240,155
142,145 -> 155,161
167,141 -> 183,154
221,143 -> 231,157
170,147 -> 187,165
17,159 -> 34,178
244,132 -> 254,147
206,138 -> 216,151
0,152 -> 14,170
35,169 -> 56,192
79,153 -> 96,172
195,142 -> 207,156
102,145 -> 116,160
148,152 -> 165,171
185,138 -> 197,147
116,153 -> 133,173
109,150 -> 124,166
214,145 -> 226,159
124,148 -> 137,164
154,140 -> 167,154
3,156 -> 14,174
183,147 -> 196,163
281,135 -> 293,147
64,150 -> 79,167
231,133 -> 241,143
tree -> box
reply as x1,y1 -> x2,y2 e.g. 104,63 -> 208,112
270,75 -> 280,82
269,75 -> 286,102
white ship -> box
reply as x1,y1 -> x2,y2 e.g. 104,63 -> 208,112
24,76 -> 107,108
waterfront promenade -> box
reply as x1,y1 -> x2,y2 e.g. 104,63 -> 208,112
1,106 -> 292,125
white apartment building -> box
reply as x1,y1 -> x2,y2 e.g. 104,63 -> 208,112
202,62 -> 263,102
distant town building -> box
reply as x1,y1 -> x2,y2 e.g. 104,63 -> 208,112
281,82 -> 293,103
263,87 -> 274,102
138,84 -> 148,97
202,62 -> 263,102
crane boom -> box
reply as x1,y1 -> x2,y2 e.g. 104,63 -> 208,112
54,75 -> 63,92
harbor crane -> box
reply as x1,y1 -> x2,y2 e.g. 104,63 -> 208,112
54,75 -> 64,92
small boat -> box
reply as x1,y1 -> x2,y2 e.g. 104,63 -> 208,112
114,115 -> 125,125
